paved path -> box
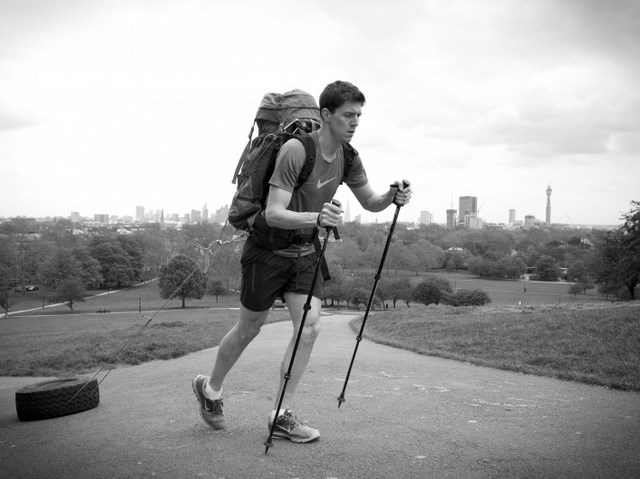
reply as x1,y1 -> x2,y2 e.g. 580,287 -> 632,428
1,314 -> 639,478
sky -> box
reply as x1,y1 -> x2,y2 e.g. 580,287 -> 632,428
1,0 -> 639,227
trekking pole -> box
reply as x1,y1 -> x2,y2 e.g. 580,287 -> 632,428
264,200 -> 341,454
337,181 -> 409,408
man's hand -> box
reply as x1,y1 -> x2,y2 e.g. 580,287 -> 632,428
317,200 -> 343,228
390,180 -> 412,206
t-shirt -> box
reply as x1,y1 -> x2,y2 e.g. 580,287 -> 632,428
268,130 -> 368,256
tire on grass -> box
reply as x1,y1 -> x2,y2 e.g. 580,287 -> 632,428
15,377 -> 100,421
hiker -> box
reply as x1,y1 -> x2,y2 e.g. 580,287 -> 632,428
192,80 -> 412,443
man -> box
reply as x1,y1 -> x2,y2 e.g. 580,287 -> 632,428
193,80 -> 412,443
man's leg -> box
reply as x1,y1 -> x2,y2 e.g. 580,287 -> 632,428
193,305 -> 269,429
209,305 -> 269,390
268,292 -> 322,443
275,292 -> 322,409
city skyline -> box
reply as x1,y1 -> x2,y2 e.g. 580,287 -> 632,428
2,185 -> 621,229
1,1 -> 638,227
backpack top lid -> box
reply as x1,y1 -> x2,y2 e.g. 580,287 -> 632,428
255,89 -> 321,133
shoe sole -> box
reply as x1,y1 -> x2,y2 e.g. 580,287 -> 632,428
272,431 -> 321,443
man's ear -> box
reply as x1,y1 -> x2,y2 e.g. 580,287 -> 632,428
321,108 -> 331,122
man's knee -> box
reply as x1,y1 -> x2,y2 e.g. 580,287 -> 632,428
237,308 -> 268,343
300,318 -> 321,343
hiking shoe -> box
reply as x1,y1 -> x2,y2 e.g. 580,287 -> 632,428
267,409 -> 320,443
191,375 -> 225,429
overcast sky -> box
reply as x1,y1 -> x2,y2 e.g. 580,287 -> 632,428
1,0 -> 638,227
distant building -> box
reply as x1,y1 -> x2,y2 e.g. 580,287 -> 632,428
524,214 -> 537,229
70,211 -> 80,221
136,205 -> 145,222
94,214 -> 109,224
446,209 -> 457,229
419,210 -> 432,225
214,205 -> 229,224
202,203 -> 209,222
458,196 -> 477,225
191,209 -> 202,222
466,214 -> 483,230
509,209 -> 516,225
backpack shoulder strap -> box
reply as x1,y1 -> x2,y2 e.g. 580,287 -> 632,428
293,131 -> 316,191
341,142 -> 357,184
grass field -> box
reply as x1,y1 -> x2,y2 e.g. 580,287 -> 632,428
352,302 -> 640,391
2,272 -> 637,392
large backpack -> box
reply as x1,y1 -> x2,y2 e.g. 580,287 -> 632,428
229,89 -> 356,239
229,89 -> 322,232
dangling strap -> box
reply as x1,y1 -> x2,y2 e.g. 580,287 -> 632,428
313,227 -> 338,281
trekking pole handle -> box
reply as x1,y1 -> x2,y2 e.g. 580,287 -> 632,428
390,180 -> 410,207
317,199 -> 342,229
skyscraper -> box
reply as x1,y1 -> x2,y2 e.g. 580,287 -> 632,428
509,209 -> 516,225
546,185 -> 552,225
458,196 -> 477,225
136,205 -> 145,222
446,209 -> 457,229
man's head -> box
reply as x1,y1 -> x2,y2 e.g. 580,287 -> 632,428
319,81 -> 366,143
319,81 -> 366,113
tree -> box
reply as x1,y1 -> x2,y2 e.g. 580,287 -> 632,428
350,287 -> 369,310
589,201 -> 640,300
117,236 -> 145,283
208,279 -> 228,303
38,247 -> 93,311
90,237 -> 135,288
444,249 -> 466,271
412,281 -> 442,305
158,254 -> 207,308
39,248 -> 84,288
48,279 -> 86,311
413,239 -> 445,273
497,255 -> 527,280
387,277 -> 412,308
535,255 -> 559,281
568,283 -> 583,298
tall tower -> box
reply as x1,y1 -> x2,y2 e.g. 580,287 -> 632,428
546,184 -> 552,225
446,209 -> 457,229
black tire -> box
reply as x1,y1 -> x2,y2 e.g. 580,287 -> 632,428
15,377 -> 100,421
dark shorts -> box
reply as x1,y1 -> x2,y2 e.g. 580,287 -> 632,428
240,238 -> 324,312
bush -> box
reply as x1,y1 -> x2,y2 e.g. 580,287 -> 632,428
413,282 -> 442,305
442,288 -> 491,307
412,276 -> 454,306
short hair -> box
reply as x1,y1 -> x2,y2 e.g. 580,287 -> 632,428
319,81 -> 366,113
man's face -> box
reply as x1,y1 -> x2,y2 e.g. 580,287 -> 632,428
325,101 -> 362,143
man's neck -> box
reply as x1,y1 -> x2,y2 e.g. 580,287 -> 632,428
317,125 -> 342,162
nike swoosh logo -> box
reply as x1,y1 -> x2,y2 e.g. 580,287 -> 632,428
317,177 -> 336,189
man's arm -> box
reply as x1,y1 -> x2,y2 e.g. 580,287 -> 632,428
264,186 -> 343,230
351,181 -> 411,212
264,186 -> 318,230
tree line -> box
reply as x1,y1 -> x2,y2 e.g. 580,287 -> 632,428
1,201 -> 638,313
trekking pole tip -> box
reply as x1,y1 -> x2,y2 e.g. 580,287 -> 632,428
337,395 -> 346,408
264,437 -> 273,454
